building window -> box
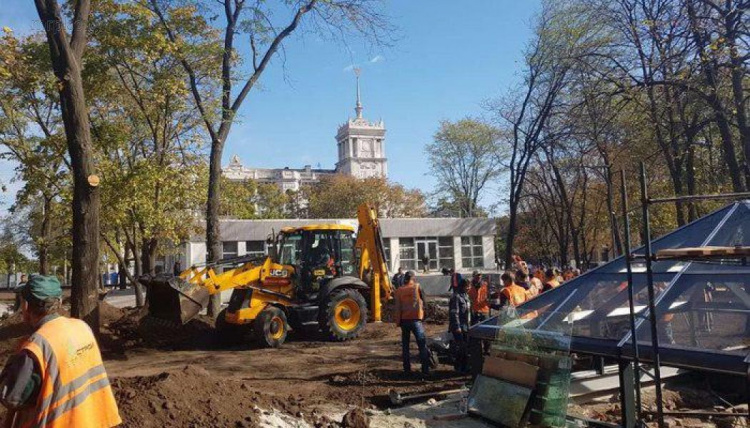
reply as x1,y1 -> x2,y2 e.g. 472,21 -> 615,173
383,239 -> 391,268
246,241 -> 266,259
461,236 -> 484,268
222,241 -> 238,259
399,238 -> 416,271
438,237 -> 454,269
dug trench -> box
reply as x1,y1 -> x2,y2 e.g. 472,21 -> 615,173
0,300 -> 466,427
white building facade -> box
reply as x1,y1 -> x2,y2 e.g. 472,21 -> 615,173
179,217 -> 497,275
223,74 -> 387,189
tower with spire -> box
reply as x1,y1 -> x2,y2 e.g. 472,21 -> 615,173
335,69 -> 388,179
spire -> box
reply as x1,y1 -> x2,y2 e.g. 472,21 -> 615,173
354,67 -> 363,119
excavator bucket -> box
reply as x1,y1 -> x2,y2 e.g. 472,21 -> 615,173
141,274 -> 210,324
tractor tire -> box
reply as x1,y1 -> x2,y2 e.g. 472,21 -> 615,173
215,309 -> 244,346
253,306 -> 288,348
320,288 -> 367,342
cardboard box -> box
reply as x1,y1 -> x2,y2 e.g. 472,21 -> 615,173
482,356 -> 540,388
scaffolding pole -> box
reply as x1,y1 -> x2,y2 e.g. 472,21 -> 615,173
620,170 -> 643,425
639,162 -> 666,428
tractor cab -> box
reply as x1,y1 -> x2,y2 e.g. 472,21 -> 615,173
271,224 -> 358,302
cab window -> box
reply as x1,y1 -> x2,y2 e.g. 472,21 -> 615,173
279,233 -> 303,265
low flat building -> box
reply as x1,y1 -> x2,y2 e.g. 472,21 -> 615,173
180,217 -> 497,273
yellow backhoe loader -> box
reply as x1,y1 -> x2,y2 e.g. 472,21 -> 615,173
142,203 -> 393,347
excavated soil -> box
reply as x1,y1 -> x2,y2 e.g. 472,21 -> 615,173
0,302 -> 463,426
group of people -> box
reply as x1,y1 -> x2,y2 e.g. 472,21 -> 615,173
393,263 -> 580,376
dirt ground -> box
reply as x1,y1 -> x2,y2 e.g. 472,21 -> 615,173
0,302 -> 470,427
0,301 -> 746,427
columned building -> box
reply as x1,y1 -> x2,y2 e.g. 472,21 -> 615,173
223,73 -> 388,189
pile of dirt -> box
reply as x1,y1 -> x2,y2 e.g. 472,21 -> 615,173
112,365 -> 356,428
0,310 -> 32,360
100,304 -> 215,355
424,301 -> 448,324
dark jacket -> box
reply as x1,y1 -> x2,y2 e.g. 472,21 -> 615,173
449,291 -> 470,333
392,272 -> 405,288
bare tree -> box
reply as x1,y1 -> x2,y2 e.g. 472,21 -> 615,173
149,0 -> 391,316
490,1 -> 586,268
33,0 -> 100,329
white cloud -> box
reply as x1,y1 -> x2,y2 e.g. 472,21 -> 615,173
369,55 -> 385,63
342,64 -> 359,72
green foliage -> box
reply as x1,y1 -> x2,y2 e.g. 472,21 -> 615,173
426,118 -> 503,218
303,175 -> 426,219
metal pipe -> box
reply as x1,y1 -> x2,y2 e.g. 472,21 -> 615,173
620,169 -> 643,420
643,410 -> 749,417
647,192 -> 750,205
640,162 -> 665,428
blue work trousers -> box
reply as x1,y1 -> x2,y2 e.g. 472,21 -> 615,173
400,320 -> 430,374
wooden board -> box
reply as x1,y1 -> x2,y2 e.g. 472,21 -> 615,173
482,356 -> 540,388
655,246 -> 750,260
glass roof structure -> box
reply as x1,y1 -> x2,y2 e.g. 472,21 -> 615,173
471,200 -> 750,376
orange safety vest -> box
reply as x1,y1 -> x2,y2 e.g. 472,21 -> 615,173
394,282 -> 424,324
500,284 -> 527,307
545,279 -> 560,290
468,282 -> 490,314
14,316 -> 121,428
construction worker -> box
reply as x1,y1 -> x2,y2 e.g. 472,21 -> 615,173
515,269 -> 537,300
499,271 -> 527,308
542,268 -> 560,292
468,271 -> 490,325
449,278 -> 471,373
392,267 -> 405,289
0,275 -> 121,427
446,268 -> 463,293
394,271 -> 430,375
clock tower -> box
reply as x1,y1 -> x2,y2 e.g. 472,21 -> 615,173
335,70 -> 388,179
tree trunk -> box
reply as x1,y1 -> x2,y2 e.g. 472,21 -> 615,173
206,143 -> 224,317
34,0 -> 99,331
131,240 -> 145,307
504,199 -> 518,270
605,171 -> 622,256
686,144 -> 698,222
39,196 -> 52,275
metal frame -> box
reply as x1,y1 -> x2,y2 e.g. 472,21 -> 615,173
618,163 -> 750,428
469,179 -> 750,428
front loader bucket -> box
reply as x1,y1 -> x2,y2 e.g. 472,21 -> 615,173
141,274 -> 210,324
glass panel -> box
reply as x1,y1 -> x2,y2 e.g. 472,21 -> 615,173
439,247 -> 453,258
473,246 -> 483,257
473,236 -> 482,246
222,241 -> 238,258
439,237 -> 453,246
246,240 -> 264,252
461,236 -> 471,245
462,247 -> 472,258
279,233 -> 303,265
339,233 -> 356,276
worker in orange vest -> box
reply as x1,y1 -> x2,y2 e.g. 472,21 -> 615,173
394,271 -> 431,375
542,268 -> 560,292
0,275 -> 121,428
499,271 -> 528,308
468,271 -> 490,325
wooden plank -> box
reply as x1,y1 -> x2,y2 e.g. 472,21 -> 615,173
482,356 -> 539,388
655,246 -> 750,260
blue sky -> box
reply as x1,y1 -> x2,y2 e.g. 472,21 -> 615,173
0,0 -> 540,213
